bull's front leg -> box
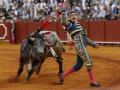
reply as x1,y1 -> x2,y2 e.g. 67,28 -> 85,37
16,62 -> 24,80
25,60 -> 33,81
10,57 -> 24,82
26,59 -> 41,81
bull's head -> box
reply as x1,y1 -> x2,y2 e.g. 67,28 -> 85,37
32,36 -> 46,57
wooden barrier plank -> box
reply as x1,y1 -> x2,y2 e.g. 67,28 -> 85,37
41,21 -> 57,32
27,21 -> 57,35
89,21 -> 105,41
14,21 -> 27,43
13,20 -> 120,44
79,20 -> 89,36
57,22 -> 67,41
105,20 -> 120,42
26,21 -> 40,35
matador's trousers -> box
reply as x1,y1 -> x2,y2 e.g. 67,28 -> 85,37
72,32 -> 92,71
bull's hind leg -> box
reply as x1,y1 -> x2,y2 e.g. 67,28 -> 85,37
36,59 -> 45,75
57,57 -> 63,74
56,56 -> 64,83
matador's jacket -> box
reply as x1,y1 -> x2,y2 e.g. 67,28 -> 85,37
61,13 -> 97,71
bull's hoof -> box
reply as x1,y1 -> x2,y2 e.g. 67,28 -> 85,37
90,83 -> 101,87
58,73 -> 64,84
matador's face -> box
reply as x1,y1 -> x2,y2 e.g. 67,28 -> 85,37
69,12 -> 78,22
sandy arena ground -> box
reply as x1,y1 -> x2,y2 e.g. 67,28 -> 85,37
0,43 -> 120,90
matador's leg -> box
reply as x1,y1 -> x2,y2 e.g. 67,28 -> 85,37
73,33 -> 101,87
73,33 -> 92,71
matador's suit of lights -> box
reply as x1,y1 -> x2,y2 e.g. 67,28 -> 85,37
60,11 -> 101,87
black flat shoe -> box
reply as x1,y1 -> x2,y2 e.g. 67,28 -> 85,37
90,83 -> 101,87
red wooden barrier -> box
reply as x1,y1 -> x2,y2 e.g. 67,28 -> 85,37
89,21 -> 105,41
43,21 -> 57,32
14,21 -> 27,43
2,20 -> 119,43
57,22 -> 67,41
105,20 -> 120,42
79,20 -> 89,36
26,21 -> 40,35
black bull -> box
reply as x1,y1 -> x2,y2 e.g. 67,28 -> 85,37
15,31 -> 64,81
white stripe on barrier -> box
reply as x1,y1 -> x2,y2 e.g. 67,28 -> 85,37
61,41 -> 120,44
95,41 -> 120,44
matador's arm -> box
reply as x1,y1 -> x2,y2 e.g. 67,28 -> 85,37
61,12 -> 72,31
83,28 -> 98,48
86,37 -> 98,48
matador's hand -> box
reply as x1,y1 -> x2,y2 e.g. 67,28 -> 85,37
95,43 -> 100,49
